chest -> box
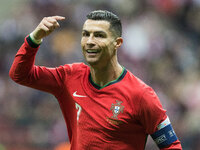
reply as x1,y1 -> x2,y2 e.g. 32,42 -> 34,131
62,71 -> 147,148
76,92 -> 129,122
65,72 -> 142,124
67,78 -> 139,130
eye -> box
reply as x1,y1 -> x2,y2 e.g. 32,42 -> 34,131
82,32 -> 89,37
94,32 -> 106,38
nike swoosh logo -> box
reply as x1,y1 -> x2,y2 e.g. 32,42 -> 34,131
73,91 -> 87,97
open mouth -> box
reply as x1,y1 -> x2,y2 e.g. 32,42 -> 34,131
86,49 -> 100,54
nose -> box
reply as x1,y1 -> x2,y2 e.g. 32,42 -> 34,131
86,35 -> 95,47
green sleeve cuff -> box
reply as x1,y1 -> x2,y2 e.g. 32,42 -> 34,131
29,32 -> 43,45
26,36 -> 40,48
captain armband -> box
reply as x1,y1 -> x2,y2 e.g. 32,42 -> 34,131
151,117 -> 178,148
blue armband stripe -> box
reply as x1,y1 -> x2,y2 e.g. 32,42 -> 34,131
151,124 -> 178,148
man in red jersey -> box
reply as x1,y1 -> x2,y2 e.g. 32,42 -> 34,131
9,10 -> 182,149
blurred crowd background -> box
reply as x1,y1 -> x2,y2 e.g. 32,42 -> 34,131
0,0 -> 200,149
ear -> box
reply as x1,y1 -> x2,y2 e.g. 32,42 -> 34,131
114,37 -> 123,49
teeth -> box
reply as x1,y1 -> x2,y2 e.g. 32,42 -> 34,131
87,49 -> 98,53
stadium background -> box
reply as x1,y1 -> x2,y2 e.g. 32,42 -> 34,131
0,0 -> 200,149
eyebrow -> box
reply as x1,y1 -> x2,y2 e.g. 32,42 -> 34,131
82,30 -> 107,34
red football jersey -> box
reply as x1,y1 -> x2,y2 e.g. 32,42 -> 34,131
9,37 -> 182,150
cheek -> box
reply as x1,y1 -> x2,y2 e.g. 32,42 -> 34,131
99,40 -> 111,48
80,40 -> 84,48
107,44 -> 116,56
105,42 -> 114,50
81,38 -> 86,47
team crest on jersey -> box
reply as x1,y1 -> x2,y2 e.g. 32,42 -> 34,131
110,100 -> 124,119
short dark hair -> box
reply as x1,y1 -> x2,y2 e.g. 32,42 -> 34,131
86,10 -> 122,37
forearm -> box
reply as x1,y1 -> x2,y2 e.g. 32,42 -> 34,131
9,35 -> 66,95
9,36 -> 40,85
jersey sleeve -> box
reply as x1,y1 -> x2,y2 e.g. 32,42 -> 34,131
139,87 -> 166,134
160,140 -> 182,150
139,87 -> 182,149
9,36 -> 72,96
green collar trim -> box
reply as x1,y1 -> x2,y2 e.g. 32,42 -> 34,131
89,67 -> 127,90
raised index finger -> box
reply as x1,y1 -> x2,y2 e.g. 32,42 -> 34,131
51,16 -> 66,21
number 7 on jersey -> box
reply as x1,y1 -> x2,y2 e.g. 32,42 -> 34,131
75,103 -> 82,122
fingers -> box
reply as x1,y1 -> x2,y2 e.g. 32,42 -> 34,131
32,16 -> 66,40
43,18 -> 58,31
40,23 -> 50,33
43,16 -> 65,30
43,16 -> 64,30
51,16 -> 65,21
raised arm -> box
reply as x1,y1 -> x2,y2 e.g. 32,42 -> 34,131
9,16 -> 67,95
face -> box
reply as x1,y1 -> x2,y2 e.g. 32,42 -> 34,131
81,19 -> 118,67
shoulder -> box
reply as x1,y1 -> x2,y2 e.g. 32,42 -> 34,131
123,69 -> 162,109
66,62 -> 88,70
58,62 -> 88,73
51,63 -> 88,79
124,69 -> 150,95
120,69 -> 152,109
127,71 -> 161,109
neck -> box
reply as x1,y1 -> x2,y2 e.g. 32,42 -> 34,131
90,61 -> 123,87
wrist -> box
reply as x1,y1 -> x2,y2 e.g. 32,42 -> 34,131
30,32 -> 43,45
